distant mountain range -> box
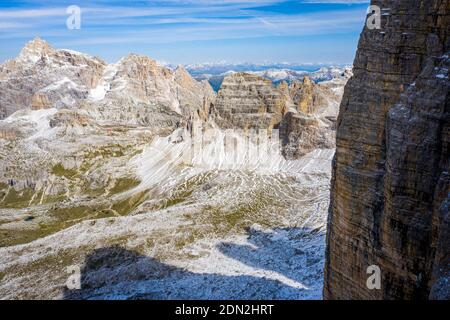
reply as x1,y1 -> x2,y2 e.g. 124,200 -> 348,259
179,62 -> 352,91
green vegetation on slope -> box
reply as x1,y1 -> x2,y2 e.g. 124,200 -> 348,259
51,163 -> 78,179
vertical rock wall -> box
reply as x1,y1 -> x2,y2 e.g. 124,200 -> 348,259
324,0 -> 449,299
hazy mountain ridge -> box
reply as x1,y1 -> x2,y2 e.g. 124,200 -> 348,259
184,62 -> 352,91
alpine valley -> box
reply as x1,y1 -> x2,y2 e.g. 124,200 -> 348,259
0,38 -> 350,299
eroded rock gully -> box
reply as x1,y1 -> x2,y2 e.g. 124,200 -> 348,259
324,0 -> 450,300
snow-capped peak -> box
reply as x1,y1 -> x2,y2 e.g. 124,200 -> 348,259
18,37 -> 54,63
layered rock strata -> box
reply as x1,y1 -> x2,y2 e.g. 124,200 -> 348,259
324,0 -> 450,300
212,73 -> 287,130
212,72 -> 348,158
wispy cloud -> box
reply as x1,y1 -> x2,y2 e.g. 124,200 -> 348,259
0,22 -> 32,30
0,0 -> 368,64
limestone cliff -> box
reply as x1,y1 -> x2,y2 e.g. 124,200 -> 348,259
281,75 -> 346,158
0,38 -> 215,131
212,72 -> 286,130
279,112 -> 335,159
212,72 -> 349,158
324,0 -> 450,300
0,37 -> 105,118
290,76 -> 324,114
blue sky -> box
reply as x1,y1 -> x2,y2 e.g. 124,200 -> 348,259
0,0 -> 370,64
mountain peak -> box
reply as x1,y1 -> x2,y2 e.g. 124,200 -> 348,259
19,37 -> 54,62
122,53 -> 157,65
175,64 -> 188,72
302,75 -> 312,85
174,64 -> 192,78
174,64 -> 199,88
27,36 -> 48,46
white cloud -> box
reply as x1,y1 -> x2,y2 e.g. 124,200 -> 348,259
0,22 -> 31,30
0,1 -> 367,48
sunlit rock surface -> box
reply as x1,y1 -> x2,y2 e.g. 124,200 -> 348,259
0,39 -> 348,300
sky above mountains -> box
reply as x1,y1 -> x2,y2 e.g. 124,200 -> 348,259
0,0 -> 369,64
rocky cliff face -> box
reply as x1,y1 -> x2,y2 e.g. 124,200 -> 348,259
290,76 -> 323,114
212,72 -> 349,158
280,113 -> 335,159
280,76 -> 346,158
0,38 -> 215,130
324,0 -> 449,300
212,72 -> 287,130
0,38 -> 105,118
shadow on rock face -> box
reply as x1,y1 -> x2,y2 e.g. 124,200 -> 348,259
63,227 -> 324,300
